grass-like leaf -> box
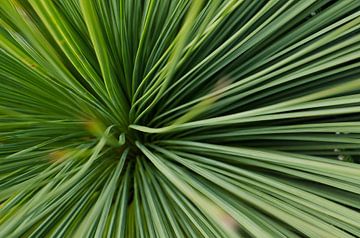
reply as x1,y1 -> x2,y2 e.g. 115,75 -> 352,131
1,0 -> 360,237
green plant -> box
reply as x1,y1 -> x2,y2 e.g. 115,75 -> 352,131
1,0 -> 360,237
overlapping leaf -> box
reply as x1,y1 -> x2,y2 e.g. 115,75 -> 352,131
1,0 -> 360,237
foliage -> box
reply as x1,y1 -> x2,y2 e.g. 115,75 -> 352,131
1,0 -> 360,237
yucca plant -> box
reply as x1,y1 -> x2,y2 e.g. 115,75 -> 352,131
1,0 -> 360,237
